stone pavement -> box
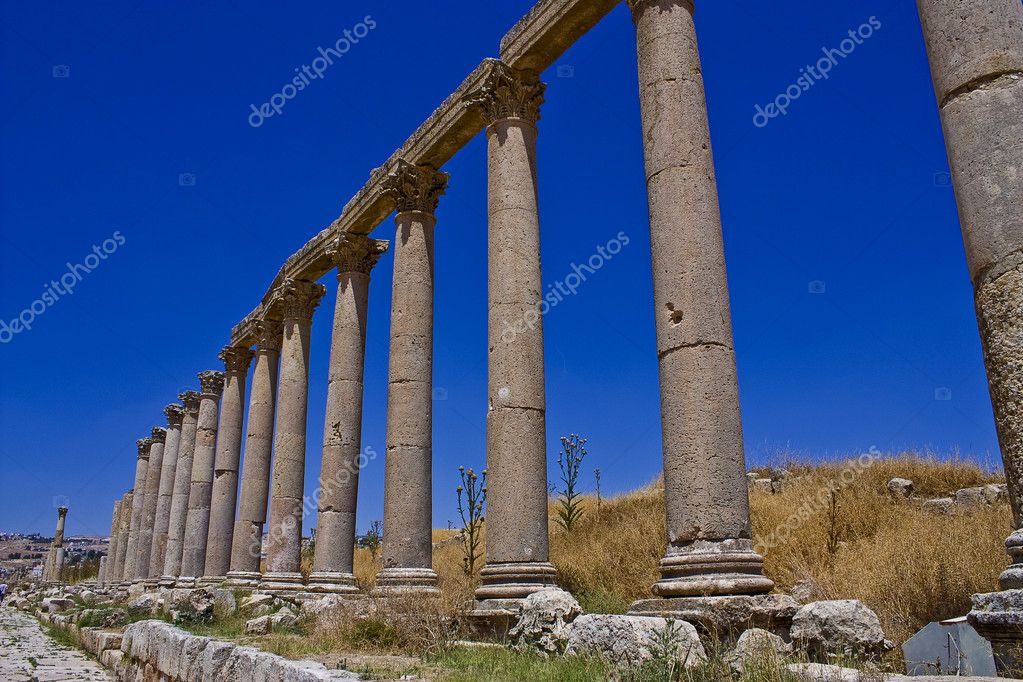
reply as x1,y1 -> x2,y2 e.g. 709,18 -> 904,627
0,606 -> 112,681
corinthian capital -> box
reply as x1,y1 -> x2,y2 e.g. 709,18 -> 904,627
136,438 -> 152,459
273,279 -> 326,321
150,427 -> 167,443
381,160 -> 449,214
164,403 -> 185,427
179,390 -> 201,414
255,319 -> 284,353
326,234 -> 389,275
626,0 -> 694,19
219,345 -> 255,375
198,370 -> 226,397
464,62 -> 545,125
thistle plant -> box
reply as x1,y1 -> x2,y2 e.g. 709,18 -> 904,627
556,434 -> 588,532
457,466 -> 487,577
364,520 -> 382,562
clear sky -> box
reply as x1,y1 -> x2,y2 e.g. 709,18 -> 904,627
0,1 -> 1001,537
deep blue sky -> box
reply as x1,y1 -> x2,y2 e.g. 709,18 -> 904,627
0,1 -> 1000,537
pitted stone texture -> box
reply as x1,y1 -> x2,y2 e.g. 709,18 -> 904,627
164,391 -> 200,580
150,406 -> 183,578
508,587 -> 582,654
887,478 -> 914,498
181,375 -> 224,581
0,608 -> 113,681
123,444 -> 151,582
137,435 -> 166,580
565,614 -> 706,668
113,491 -> 133,583
630,593 -> 799,639
725,628 -> 793,675
790,600 -> 893,662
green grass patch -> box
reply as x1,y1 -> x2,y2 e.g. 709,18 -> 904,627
429,646 -> 612,682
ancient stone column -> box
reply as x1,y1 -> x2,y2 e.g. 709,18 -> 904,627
309,236 -> 388,594
98,556 -> 107,586
464,63 -> 557,601
149,404 -> 183,580
916,0 -> 1023,577
626,0 -> 775,608
370,162 -> 448,596
203,346 -> 253,583
179,370 -> 225,587
161,390 -> 200,585
136,427 -> 166,584
123,438 -> 152,583
45,506 -> 68,582
226,320 -> 282,587
106,499 -> 122,587
260,280 -> 326,591
113,492 -> 132,583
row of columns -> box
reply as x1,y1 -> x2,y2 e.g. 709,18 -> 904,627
98,0 -> 1019,620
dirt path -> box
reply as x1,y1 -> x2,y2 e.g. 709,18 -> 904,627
0,606 -> 113,681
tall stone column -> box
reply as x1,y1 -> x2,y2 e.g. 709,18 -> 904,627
916,0 -> 1023,673
136,427 -> 166,584
123,438 -> 152,583
465,63 -> 557,602
227,320 -> 282,587
204,347 -> 254,583
149,404 -> 183,580
106,499 -> 122,587
309,236 -> 387,594
161,391 -> 200,585
113,492 -> 132,583
179,371 -> 225,587
98,556 -> 107,586
624,0 -> 775,615
45,506 -> 69,582
372,163 -> 448,596
260,279 -> 326,591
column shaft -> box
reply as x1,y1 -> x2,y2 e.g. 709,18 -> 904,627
106,500 -> 122,586
113,492 -> 133,583
205,348 -> 253,580
123,440 -> 151,583
261,280 -> 325,591
180,371 -> 224,585
227,321 -> 281,586
310,238 -> 385,593
149,405 -> 183,578
630,0 -> 771,598
466,64 -> 557,601
916,0 -> 1023,588
162,392 -> 200,582
136,428 -> 166,582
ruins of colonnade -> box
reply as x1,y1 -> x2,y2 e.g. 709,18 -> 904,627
93,0 -> 1021,643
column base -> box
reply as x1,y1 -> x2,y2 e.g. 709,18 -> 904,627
224,571 -> 263,588
629,593 -> 799,639
474,561 -> 557,601
968,589 -> 1023,678
142,578 -> 160,591
651,539 -> 774,598
258,572 -> 306,592
999,529 -> 1023,590
307,571 -> 360,594
371,568 -> 440,597
175,576 -> 199,589
158,576 -> 177,589
198,576 -> 225,588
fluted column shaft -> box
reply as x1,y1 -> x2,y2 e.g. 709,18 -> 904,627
464,64 -> 557,601
123,439 -> 151,583
916,0 -> 1023,591
180,371 -> 224,585
136,428 -> 166,582
261,280 -> 325,590
227,321 -> 281,586
629,0 -> 771,599
204,349 -> 253,581
149,404 -> 183,578
309,238 -> 386,593
162,391 -> 200,583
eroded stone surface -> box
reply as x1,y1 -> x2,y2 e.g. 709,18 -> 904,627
0,607 -> 113,681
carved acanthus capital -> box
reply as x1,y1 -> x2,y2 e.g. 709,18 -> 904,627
179,390 -> 201,414
626,0 -> 695,19
164,403 -> 185,427
57,507 -> 68,517
150,427 -> 167,443
272,278 -> 326,322
326,234 -> 389,275
464,62 -> 545,125
255,319 -> 284,353
198,370 -> 226,397
136,438 -> 153,459
381,160 -> 449,214
219,345 -> 255,375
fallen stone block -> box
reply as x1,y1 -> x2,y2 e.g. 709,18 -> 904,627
565,614 -> 706,668
791,600 -> 893,662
